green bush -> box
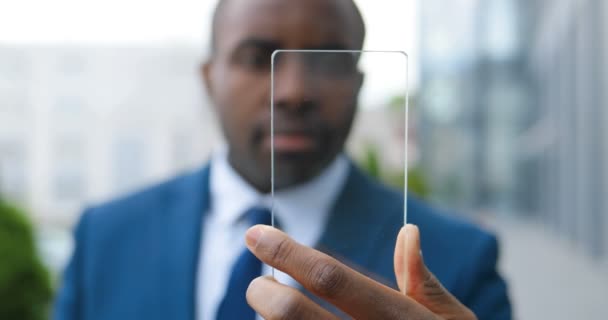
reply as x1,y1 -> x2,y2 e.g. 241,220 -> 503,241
0,200 -> 52,320
357,144 -> 430,199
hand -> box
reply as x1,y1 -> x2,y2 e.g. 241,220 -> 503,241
244,224 -> 477,319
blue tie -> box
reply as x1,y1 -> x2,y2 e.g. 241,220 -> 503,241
215,207 -> 273,320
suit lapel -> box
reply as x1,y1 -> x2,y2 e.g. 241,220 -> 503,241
311,163 -> 400,318
317,163 -> 387,280
154,162 -> 395,318
160,165 -> 211,320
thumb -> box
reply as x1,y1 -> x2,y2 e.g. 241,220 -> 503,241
394,224 -> 426,294
394,224 -> 477,319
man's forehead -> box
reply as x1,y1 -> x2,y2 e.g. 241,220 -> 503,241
213,0 -> 363,51
218,0 -> 358,21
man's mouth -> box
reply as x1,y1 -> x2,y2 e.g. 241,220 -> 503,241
262,132 -> 317,153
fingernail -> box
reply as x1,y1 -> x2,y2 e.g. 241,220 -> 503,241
246,225 -> 264,247
404,224 -> 414,241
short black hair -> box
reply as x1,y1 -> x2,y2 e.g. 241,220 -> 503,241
209,0 -> 366,53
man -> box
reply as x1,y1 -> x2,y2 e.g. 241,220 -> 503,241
54,0 -> 511,319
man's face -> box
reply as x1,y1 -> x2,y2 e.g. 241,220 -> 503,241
203,0 -> 363,192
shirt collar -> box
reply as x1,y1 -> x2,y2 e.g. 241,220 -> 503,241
209,148 -> 350,233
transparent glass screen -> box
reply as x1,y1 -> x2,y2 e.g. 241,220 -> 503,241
269,50 -> 409,303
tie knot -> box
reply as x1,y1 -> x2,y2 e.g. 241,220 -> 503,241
245,207 -> 272,227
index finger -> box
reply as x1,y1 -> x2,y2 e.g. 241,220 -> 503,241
245,225 -> 437,320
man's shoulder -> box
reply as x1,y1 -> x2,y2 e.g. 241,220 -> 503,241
82,166 -> 209,228
360,171 -> 494,243
356,168 -> 497,257
400,191 -> 493,253
408,196 -> 494,243
359,174 -> 499,292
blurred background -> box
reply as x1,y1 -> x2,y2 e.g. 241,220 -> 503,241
0,0 -> 606,319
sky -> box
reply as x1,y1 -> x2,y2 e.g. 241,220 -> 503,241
0,0 -> 419,89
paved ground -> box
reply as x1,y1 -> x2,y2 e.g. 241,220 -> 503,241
485,216 -> 608,320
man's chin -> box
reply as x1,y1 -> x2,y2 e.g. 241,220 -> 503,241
271,156 -> 326,189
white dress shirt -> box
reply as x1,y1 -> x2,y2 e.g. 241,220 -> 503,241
196,149 -> 349,320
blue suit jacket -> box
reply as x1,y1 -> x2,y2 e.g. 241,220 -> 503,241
54,163 -> 511,320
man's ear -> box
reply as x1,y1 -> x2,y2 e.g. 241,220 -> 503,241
200,60 -> 214,99
356,70 -> 365,93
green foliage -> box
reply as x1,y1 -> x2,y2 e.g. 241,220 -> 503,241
0,200 -> 53,320
361,144 -> 382,179
357,94 -> 429,197
405,167 -> 431,199
388,94 -> 418,113
357,144 -> 430,199
388,94 -> 407,112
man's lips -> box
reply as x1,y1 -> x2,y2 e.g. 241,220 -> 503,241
262,133 -> 317,152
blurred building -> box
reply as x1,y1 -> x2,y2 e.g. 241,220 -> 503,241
419,0 -> 607,261
0,46 -> 407,274
419,0 -> 532,213
527,0 -> 607,259
0,46 -> 218,226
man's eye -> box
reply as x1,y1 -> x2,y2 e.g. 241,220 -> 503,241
304,53 -> 357,77
237,50 -> 271,70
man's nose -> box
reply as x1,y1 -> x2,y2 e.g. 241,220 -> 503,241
273,56 -> 317,112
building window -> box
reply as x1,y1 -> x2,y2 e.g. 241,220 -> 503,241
0,141 -> 27,202
52,138 -> 85,201
113,138 -> 147,193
